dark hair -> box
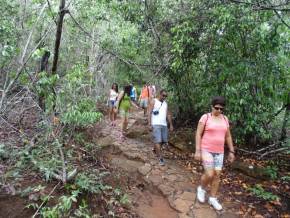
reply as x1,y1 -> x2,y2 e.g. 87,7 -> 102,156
124,85 -> 131,96
112,83 -> 118,93
159,89 -> 166,95
211,96 -> 226,107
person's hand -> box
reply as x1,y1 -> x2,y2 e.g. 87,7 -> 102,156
169,126 -> 174,132
228,153 -> 235,163
194,150 -> 201,161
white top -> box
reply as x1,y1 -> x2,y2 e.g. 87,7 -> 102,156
151,98 -> 168,126
109,89 -> 118,101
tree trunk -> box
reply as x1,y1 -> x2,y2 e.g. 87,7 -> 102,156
280,92 -> 290,141
38,50 -> 50,110
51,0 -> 67,74
40,50 -> 50,72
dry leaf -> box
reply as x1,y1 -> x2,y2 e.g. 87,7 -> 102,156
242,183 -> 248,189
270,199 -> 282,206
264,202 -> 274,212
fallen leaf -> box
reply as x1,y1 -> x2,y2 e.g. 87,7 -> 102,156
242,183 -> 248,189
270,199 -> 282,206
264,202 -> 274,212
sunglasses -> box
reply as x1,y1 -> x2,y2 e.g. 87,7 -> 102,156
162,94 -> 168,98
214,106 -> 224,111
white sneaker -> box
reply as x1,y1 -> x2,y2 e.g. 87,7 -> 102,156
208,197 -> 222,211
197,186 -> 206,203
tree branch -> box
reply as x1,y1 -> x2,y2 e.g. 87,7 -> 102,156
273,9 -> 290,29
228,0 -> 290,11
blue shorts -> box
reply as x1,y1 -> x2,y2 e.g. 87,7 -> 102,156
140,99 -> 148,108
108,100 -> 116,109
152,125 -> 168,144
130,97 -> 136,102
201,150 -> 224,171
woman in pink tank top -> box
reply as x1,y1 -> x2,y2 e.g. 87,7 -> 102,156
194,96 -> 235,211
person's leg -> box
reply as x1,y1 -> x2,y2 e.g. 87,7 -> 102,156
113,109 -> 117,126
140,99 -> 146,116
144,107 -> 147,116
109,107 -> 113,124
208,153 -> 224,210
197,150 -> 215,203
154,143 -> 162,158
161,126 -> 169,151
210,153 -> 223,195
109,101 -> 115,124
144,99 -> 148,116
152,125 -> 164,165
118,110 -> 125,140
201,169 -> 215,188
210,170 -> 222,197
123,114 -> 128,133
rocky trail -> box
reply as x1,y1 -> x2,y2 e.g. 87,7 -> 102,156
97,108 -> 240,218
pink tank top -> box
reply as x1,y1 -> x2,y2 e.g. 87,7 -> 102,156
199,113 -> 229,153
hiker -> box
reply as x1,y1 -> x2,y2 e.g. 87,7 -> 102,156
115,85 -> 138,141
139,84 -> 150,116
130,83 -> 137,102
194,96 -> 235,211
148,89 -> 174,166
108,83 -> 119,126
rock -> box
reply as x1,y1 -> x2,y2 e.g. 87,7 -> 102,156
192,208 -> 218,218
149,175 -> 163,186
169,128 -> 195,151
158,184 -> 175,197
138,163 -> 152,176
29,193 -> 40,201
178,191 -> 195,202
163,174 -> 178,182
220,212 -> 239,218
173,198 -> 193,213
96,136 -> 114,147
178,213 -> 192,218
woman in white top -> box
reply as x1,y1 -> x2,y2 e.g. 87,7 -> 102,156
108,83 -> 119,126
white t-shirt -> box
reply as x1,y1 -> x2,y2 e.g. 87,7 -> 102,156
109,89 -> 118,101
151,98 -> 168,126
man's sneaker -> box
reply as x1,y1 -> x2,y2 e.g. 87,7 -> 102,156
208,197 -> 222,211
159,158 -> 165,166
197,186 -> 206,203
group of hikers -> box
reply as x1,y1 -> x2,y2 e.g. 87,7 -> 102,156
107,83 -> 235,211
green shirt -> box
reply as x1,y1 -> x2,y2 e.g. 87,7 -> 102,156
119,95 -> 131,112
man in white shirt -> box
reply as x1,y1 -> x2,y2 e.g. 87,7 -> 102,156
148,89 -> 174,166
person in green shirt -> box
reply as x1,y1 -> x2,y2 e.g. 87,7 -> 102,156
115,85 -> 138,141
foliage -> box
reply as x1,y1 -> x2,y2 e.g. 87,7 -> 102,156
264,165 -> 278,180
57,64 -> 102,127
248,184 -> 279,201
35,71 -> 59,112
40,190 -> 80,217
74,171 -> 112,194
167,1 -> 289,145
0,0 -> 20,67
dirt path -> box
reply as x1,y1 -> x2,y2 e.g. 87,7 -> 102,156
98,109 -> 240,218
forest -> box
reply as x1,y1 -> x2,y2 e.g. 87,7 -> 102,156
0,0 -> 289,217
